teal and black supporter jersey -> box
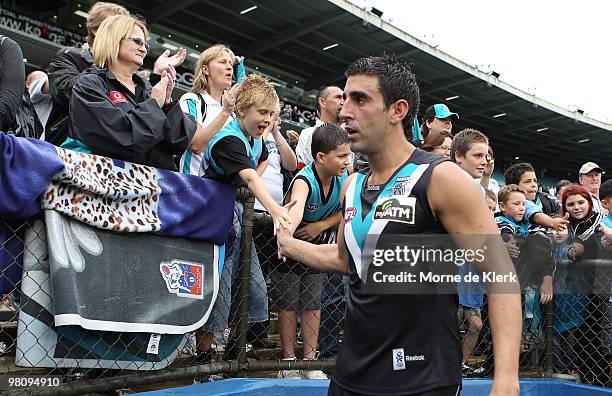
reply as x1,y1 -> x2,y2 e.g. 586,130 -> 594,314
288,163 -> 349,222
334,149 -> 461,395
278,163 -> 348,274
495,214 -> 548,239
202,118 -> 267,185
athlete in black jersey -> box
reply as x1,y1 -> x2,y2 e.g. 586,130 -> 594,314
278,55 -> 521,396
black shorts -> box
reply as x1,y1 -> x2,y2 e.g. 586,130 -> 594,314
327,380 -> 461,396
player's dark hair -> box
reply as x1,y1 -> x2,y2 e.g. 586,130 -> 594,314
345,53 -> 420,138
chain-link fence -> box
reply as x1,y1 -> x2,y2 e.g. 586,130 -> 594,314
0,190 -> 611,394
457,251 -> 612,388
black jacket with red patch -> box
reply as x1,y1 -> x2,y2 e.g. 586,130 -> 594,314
68,68 -> 194,170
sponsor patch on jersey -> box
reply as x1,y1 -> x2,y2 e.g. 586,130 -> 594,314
395,176 -> 411,183
392,348 -> 406,371
109,91 -> 129,104
306,203 -> 319,211
160,260 -> 204,299
344,207 -> 357,223
373,195 -> 416,224
392,181 -> 411,196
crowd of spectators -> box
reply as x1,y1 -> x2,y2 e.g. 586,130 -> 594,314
1,0 -> 612,386
279,101 -> 317,126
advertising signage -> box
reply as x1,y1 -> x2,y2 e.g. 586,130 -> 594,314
0,7 -> 85,47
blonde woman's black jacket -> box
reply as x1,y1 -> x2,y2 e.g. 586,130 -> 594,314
68,68 -> 195,170
47,48 -> 165,146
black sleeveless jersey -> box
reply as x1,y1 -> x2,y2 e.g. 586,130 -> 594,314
334,149 -> 461,395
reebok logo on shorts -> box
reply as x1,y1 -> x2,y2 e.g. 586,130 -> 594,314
393,348 -> 427,370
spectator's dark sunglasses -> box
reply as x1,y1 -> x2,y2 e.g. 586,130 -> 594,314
125,37 -> 150,51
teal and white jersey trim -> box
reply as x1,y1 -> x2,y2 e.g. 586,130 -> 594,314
343,163 -> 430,283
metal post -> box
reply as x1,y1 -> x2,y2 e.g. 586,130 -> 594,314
245,358 -> 337,372
236,189 -> 255,376
544,298 -> 554,375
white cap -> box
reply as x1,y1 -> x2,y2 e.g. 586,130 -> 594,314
579,162 -> 603,175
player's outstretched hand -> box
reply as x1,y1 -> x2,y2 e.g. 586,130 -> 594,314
270,200 -> 296,235
277,226 -> 292,262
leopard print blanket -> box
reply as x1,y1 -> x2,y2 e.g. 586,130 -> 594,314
41,148 -> 161,232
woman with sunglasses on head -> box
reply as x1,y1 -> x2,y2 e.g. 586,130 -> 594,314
64,14 -> 195,170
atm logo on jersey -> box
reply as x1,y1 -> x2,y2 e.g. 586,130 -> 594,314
373,196 -> 416,224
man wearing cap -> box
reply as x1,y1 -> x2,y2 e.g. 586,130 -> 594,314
579,162 -> 605,213
421,104 -> 459,138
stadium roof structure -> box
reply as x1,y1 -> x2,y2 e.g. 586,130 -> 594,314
5,0 -> 611,174
125,0 -> 612,173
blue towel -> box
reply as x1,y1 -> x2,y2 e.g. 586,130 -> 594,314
0,133 -> 235,243
1,133 -> 236,293
0,133 -> 64,219
156,168 -> 235,244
